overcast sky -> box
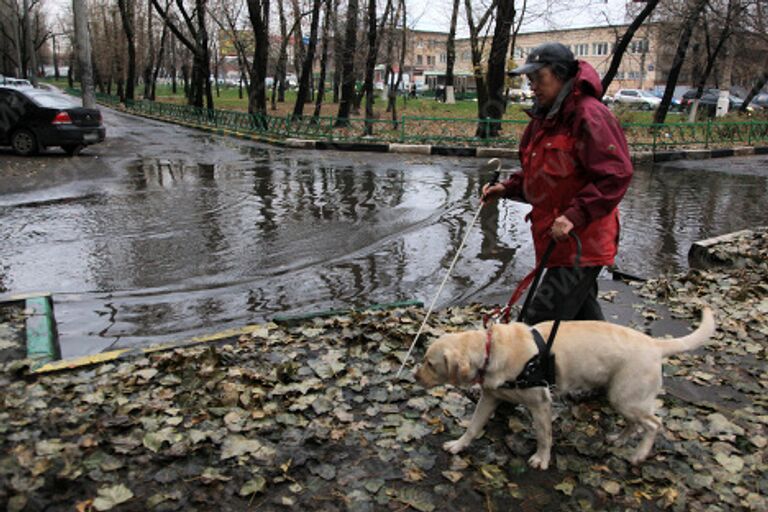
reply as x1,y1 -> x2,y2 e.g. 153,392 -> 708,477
47,0 -> 631,35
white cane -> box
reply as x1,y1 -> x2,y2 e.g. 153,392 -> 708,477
395,158 -> 502,379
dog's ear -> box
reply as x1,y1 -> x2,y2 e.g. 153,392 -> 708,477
445,350 -> 472,385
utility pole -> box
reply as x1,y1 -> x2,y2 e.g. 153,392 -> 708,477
72,0 -> 95,107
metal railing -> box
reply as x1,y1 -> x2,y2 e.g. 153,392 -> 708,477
66,88 -> 768,151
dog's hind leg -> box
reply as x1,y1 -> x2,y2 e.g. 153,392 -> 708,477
606,423 -> 640,446
443,392 -> 498,454
629,413 -> 662,464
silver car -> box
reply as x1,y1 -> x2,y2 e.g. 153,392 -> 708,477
613,89 -> 661,110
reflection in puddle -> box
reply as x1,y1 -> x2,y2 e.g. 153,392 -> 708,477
0,154 -> 766,357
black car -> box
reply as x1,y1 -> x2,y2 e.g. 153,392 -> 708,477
0,86 -> 105,156
680,88 -> 745,114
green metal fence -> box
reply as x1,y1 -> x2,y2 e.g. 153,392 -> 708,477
67,88 -> 768,151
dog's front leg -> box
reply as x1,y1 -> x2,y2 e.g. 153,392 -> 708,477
443,391 -> 498,454
524,389 -> 553,470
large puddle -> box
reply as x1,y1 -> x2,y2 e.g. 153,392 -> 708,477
1,150 -> 766,357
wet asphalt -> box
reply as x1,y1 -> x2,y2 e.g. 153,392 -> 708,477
0,105 -> 766,357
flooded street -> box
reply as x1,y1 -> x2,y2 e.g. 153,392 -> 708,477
1,108 -> 767,357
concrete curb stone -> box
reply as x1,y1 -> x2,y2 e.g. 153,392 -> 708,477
109,106 -> 768,163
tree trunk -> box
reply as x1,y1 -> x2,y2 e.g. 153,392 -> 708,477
601,0 -> 660,93
73,0 -> 95,108
293,0 -> 322,118
482,0 -> 515,138
335,0 -> 359,125
117,0 -> 136,102
362,0 -> 378,135
331,0 -> 342,103
23,0 -> 38,85
389,0 -> 406,128
143,0 -> 154,100
53,33 -> 60,79
247,0 -> 270,121
312,0 -> 332,120
465,0 -> 498,137
653,0 -> 708,124
444,0 -> 460,103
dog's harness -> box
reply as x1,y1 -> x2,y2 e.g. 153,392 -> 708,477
479,234 -> 581,390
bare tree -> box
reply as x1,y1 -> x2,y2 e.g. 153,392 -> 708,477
464,0 -> 498,136
246,0 -> 270,117
482,0 -> 516,138
362,0 -> 393,135
602,0 -> 660,93
151,0 -> 214,109
117,0 -> 136,101
23,0 -> 38,85
444,0 -> 461,103
293,0 -> 322,118
654,0 -> 709,124
335,0 -> 359,125
312,0 -> 333,120
73,0 -> 95,107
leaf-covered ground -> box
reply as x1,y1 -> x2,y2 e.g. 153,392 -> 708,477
1,230 -> 766,511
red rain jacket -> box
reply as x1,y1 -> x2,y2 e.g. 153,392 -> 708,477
502,60 -> 633,271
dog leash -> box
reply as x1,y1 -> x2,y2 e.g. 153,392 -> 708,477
394,158 -> 502,380
483,232 -> 582,389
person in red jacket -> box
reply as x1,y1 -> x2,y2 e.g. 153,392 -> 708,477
482,42 -> 633,324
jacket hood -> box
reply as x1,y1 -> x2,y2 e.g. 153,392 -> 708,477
573,60 -> 603,99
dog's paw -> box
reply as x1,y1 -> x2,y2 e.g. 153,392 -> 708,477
606,432 -> 627,446
527,452 -> 550,470
443,439 -> 468,454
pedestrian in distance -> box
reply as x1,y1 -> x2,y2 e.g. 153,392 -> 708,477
482,42 -> 633,325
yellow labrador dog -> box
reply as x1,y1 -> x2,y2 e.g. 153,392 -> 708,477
415,308 -> 715,468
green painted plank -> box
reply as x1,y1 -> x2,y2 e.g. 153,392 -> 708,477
25,296 -> 59,364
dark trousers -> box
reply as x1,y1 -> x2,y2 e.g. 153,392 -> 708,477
523,266 -> 604,325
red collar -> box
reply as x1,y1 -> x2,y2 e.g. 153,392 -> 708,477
474,327 -> 493,385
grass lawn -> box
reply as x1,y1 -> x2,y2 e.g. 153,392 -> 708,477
44,79 -> 760,126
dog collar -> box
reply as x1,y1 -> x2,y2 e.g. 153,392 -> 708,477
475,327 -> 493,385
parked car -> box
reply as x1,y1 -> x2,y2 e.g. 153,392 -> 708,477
507,88 -> 533,102
613,89 -> 662,110
680,89 -> 750,114
0,86 -> 106,156
650,90 -> 682,111
3,77 -> 33,89
751,93 -> 768,110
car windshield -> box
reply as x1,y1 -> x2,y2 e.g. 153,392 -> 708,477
639,91 -> 657,97
28,93 -> 81,108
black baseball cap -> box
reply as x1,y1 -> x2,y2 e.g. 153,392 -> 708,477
508,43 -> 576,76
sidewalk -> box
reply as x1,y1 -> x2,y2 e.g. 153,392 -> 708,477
1,230 -> 766,511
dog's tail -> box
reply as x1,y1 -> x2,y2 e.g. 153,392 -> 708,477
654,307 -> 716,357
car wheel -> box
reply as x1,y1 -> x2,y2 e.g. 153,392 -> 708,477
62,144 -> 85,156
641,103 -> 651,111
11,129 -> 39,156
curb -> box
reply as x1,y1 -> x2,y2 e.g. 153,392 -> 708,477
32,300 -> 425,374
26,295 -> 60,368
109,105 -> 768,163
0,293 -> 60,368
688,229 -> 754,269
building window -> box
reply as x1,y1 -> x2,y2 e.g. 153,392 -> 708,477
440,53 -> 447,63
630,39 -> 649,54
593,42 -> 608,56
574,44 -> 589,57
461,51 -> 471,61
417,55 -> 423,65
